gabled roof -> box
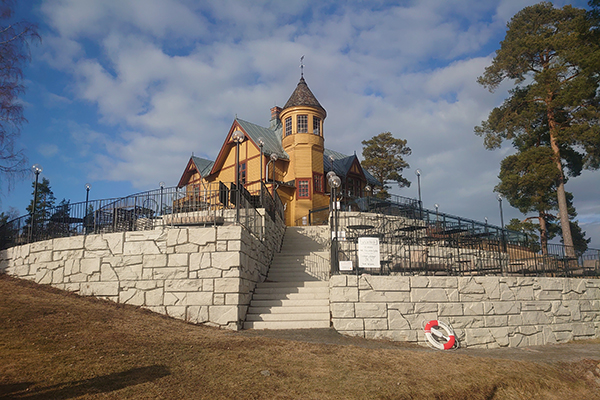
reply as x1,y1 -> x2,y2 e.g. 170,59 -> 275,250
235,118 -> 289,160
324,148 -> 381,187
177,156 -> 214,188
283,77 -> 326,117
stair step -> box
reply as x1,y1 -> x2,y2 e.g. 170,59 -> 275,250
243,320 -> 331,330
248,305 -> 330,314
259,281 -> 328,288
245,312 -> 330,322
251,292 -> 329,300
249,299 -> 329,307
254,286 -> 328,295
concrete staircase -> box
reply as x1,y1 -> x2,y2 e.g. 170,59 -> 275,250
244,226 -> 331,329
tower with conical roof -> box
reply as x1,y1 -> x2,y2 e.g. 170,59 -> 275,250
278,75 -> 329,225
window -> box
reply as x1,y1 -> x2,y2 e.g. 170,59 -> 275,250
313,117 -> 321,135
239,162 -> 247,185
285,117 -> 292,136
313,173 -> 323,193
297,179 -> 310,199
297,115 -> 308,133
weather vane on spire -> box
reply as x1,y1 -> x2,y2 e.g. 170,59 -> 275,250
300,55 -> 304,78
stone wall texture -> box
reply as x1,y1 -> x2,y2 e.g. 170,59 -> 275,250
330,274 -> 600,348
1,214 -> 285,330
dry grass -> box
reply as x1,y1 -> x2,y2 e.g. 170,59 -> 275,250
1,274 -> 599,399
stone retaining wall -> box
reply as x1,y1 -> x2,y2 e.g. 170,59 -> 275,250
330,274 -> 600,348
1,213 -> 285,330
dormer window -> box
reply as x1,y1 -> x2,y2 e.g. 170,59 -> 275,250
313,117 -> 321,135
297,115 -> 308,133
285,117 -> 292,136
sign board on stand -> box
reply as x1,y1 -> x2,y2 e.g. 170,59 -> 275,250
358,237 -> 380,269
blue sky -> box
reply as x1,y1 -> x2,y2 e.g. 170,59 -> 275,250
2,0 -> 599,249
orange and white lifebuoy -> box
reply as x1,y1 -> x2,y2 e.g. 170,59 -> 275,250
424,320 -> 456,350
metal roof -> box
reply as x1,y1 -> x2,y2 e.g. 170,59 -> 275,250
191,156 -> 214,176
236,118 -> 289,160
323,148 -> 381,186
282,77 -> 326,117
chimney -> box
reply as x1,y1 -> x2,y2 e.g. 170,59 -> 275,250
270,106 -> 282,129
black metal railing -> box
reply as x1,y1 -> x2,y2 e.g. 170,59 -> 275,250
332,211 -> 599,278
0,181 -> 285,250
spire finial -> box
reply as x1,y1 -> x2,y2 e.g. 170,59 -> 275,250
300,55 -> 304,78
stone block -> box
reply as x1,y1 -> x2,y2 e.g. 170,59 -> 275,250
227,241 -> 241,251
54,249 -> 84,261
35,269 -> 52,285
414,303 -> 437,313
411,288 -> 456,303
448,316 -> 484,329
458,277 -> 485,294
167,253 -> 189,267
209,305 -> 241,326
80,258 -> 101,275
361,290 -> 410,303
124,240 -> 162,255
114,265 -> 143,280
53,236 -> 85,251
476,277 -> 501,300
572,322 -> 596,337
489,327 -> 510,347
211,252 -> 240,270
152,267 -> 187,280
166,306 -> 186,320
214,293 -> 225,305
331,303 -> 355,318
187,305 -> 209,324
216,241 -> 227,251
329,275 -> 347,287
217,226 -> 242,240
226,293 -> 251,306
355,303 -> 386,318
521,301 -> 552,312
28,250 -> 53,263
364,318 -> 388,330
536,290 -> 562,301
214,278 -> 240,293
164,292 -> 185,306
388,309 -> 411,330
521,311 -> 550,325
197,269 -> 222,279
81,282 -> 119,296
203,279 -> 214,292
537,278 -> 563,291
332,318 -> 364,331
438,303 -> 463,317
165,279 -> 203,292
188,228 -> 216,246
143,254 -> 168,268
362,275 -> 410,291
347,275 -> 358,287
101,264 -> 118,281
428,277 -> 458,288
186,291 -> 214,305
484,315 -> 508,327
463,302 -> 484,316
145,288 -> 164,306
120,289 -> 144,305
331,287 -> 359,302
464,328 -> 494,346
167,229 -> 188,247
410,276 -> 429,288
388,303 -> 414,314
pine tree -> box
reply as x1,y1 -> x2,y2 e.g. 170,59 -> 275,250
476,2 -> 600,257
361,132 -> 411,199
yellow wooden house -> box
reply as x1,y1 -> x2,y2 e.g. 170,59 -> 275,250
177,76 -> 380,225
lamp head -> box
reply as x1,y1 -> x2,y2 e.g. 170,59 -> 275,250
85,183 -> 91,190
326,171 -> 336,181
330,175 -> 341,188
415,169 -> 421,177
364,185 -> 371,192
231,130 -> 245,143
270,153 -> 278,162
32,164 -> 43,174
258,137 -> 264,147
159,181 -> 165,189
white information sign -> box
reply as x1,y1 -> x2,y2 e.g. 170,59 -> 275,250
358,237 -> 380,269
339,260 -> 353,271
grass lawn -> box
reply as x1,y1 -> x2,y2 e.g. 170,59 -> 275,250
1,274 -> 599,399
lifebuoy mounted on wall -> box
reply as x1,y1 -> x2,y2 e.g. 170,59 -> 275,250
423,320 -> 457,350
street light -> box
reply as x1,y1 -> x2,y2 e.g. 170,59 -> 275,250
159,181 -> 165,217
30,164 -> 43,242
364,185 -> 371,197
267,153 -> 278,194
435,203 -> 439,224
415,169 -> 422,219
328,172 -> 342,274
84,183 -> 91,234
497,193 -> 506,251
232,130 -> 245,223
258,138 -> 264,206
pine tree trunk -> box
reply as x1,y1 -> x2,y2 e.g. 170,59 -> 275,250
538,212 -> 548,256
547,105 -> 575,258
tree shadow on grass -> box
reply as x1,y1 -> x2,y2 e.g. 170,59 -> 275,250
0,365 -> 170,399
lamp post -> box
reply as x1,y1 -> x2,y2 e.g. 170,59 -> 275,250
232,130 -> 245,223
267,153 -> 278,194
258,138 -> 264,206
30,164 -> 43,242
84,183 -> 91,234
328,172 -> 341,274
415,169 -> 422,219
159,181 -> 165,217
497,194 -> 506,251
